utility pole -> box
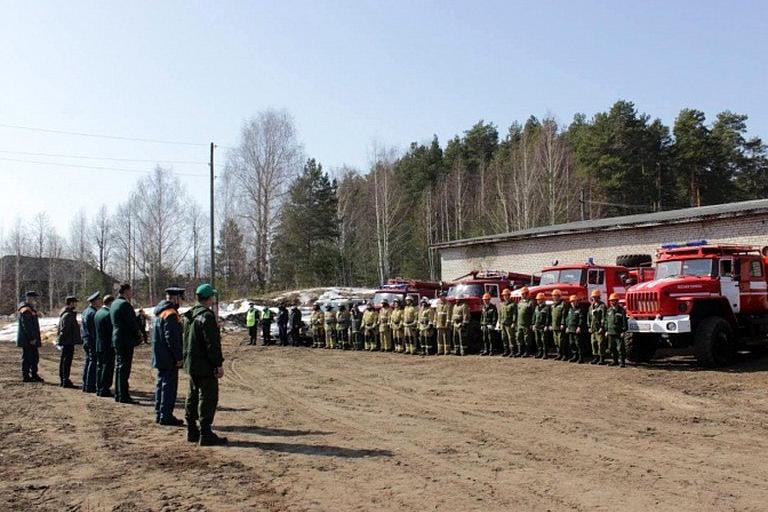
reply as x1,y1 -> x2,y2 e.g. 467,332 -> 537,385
579,189 -> 586,221
210,142 -> 217,316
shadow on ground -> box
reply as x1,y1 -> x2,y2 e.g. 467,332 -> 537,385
228,440 -> 393,458
217,425 -> 332,436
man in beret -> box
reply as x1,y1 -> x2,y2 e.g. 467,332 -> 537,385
81,291 -> 102,393
17,291 -> 44,383
152,287 -> 186,426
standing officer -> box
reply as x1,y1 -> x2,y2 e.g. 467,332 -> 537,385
390,299 -> 404,353
480,293 -> 498,356
350,305 -> 363,350
261,306 -> 274,345
137,308 -> 149,344
378,300 -> 393,351
451,296 -> 470,356
289,303 -> 303,347
435,293 -> 452,356
94,295 -> 115,397
81,291 -> 101,393
111,283 -> 142,404
566,295 -> 586,363
183,284 -> 227,446
323,304 -> 337,349
311,303 -> 324,348
277,303 -> 289,346
418,297 -> 435,356
606,293 -> 629,367
588,289 -> 607,365
57,296 -> 81,388
515,287 -> 534,357
152,287 -> 185,426
17,291 -> 43,383
550,289 -> 570,360
336,304 -> 351,349
246,302 -> 258,345
498,289 -> 516,357
533,292 -> 551,359
362,303 -> 379,351
403,297 -> 418,355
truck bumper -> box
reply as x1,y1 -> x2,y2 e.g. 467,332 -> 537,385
628,315 -> 691,334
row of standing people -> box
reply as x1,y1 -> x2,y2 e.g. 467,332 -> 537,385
245,303 -> 303,346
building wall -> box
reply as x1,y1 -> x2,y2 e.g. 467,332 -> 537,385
439,214 -> 768,280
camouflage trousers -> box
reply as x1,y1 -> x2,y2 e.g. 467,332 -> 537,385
500,324 -> 514,354
404,325 -> 418,354
607,334 -> 626,362
393,327 -> 404,352
325,324 -> 336,349
379,329 -> 393,351
452,324 -> 468,356
364,328 -> 378,350
591,331 -> 606,358
436,327 -> 452,355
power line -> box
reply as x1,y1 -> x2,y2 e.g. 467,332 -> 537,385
0,122 -> 209,147
0,149 -> 209,165
0,156 -> 208,177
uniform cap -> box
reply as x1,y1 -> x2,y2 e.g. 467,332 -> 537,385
569,294 -> 579,303
103,294 -> 115,305
591,289 -> 601,298
25,291 -> 39,298
420,297 -> 429,303
520,286 -> 529,295
86,291 -> 101,303
195,283 -> 217,299
381,300 -> 389,306
551,289 -> 562,297
536,292 -> 546,300
501,288 -> 511,297
165,286 -> 185,297
609,293 -> 619,301
65,295 -> 79,303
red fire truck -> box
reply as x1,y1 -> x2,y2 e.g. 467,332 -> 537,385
370,278 -> 443,309
625,241 -> 768,367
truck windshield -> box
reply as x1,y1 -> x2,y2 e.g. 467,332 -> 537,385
446,283 -> 484,298
656,259 -> 714,279
371,292 -> 403,306
539,269 -> 584,286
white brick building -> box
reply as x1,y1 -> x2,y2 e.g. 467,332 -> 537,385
433,199 -> 768,281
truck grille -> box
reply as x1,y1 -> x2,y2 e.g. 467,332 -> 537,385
627,291 -> 659,314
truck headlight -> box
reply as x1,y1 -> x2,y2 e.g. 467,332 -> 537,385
666,322 -> 677,331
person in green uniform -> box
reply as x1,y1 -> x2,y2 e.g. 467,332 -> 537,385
336,304 -> 351,350
605,293 -> 629,367
588,289 -> 607,365
57,296 -> 81,388
480,293 -> 498,356
362,304 -> 379,351
183,283 -> 227,446
451,296 -> 470,356
434,293 -> 452,355
311,304 -> 324,348
566,295 -> 586,363
245,302 -> 258,345
391,299 -> 404,353
17,291 -> 44,383
402,297 -> 418,355
94,295 -> 115,397
323,304 -> 337,349
378,300 -> 393,351
498,289 -> 515,357
549,289 -> 570,361
533,292 -> 552,359
81,291 -> 101,393
515,287 -> 534,357
417,298 -> 435,356
111,284 -> 143,403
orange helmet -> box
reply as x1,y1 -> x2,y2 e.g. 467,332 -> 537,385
552,289 -> 562,297
536,292 -> 545,300
501,288 -> 511,297
482,293 -> 492,300
591,289 -> 601,298
609,292 -> 619,301
520,286 -> 529,295
569,295 -> 579,303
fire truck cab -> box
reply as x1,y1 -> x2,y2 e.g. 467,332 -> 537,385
370,278 -> 443,309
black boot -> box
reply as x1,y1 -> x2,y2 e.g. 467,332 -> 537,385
598,356 -> 607,366
620,359 -> 626,368
186,422 -> 200,443
199,426 -> 228,446
590,357 -> 599,365
159,416 -> 185,427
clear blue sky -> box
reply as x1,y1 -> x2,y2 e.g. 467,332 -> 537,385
1,0 -> 766,236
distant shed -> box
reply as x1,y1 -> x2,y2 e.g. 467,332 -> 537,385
432,199 -> 768,281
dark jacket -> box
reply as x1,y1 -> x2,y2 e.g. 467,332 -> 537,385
81,305 -> 98,350
183,304 -> 224,377
16,302 -> 41,348
517,298 -> 534,328
152,300 -> 184,370
533,303 -> 551,330
277,307 -> 289,326
480,303 -> 498,327
289,307 -> 302,329
605,305 -> 629,336
566,304 -> 587,334
57,307 -> 82,346
110,295 -> 141,351
94,306 -> 113,353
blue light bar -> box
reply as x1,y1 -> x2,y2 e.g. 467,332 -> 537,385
661,242 -> 680,249
686,240 -> 708,247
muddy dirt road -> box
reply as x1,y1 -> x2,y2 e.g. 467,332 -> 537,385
2,334 -> 768,511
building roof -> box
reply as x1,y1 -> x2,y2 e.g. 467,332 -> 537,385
431,199 -> 768,250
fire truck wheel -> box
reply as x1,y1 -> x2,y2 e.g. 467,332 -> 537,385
615,254 -> 653,268
625,333 -> 657,363
694,317 -> 736,367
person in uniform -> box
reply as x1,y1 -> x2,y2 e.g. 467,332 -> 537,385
261,306 -> 274,345
402,297 -> 418,355
17,291 -> 44,383
451,296 -> 470,356
323,304 -> 337,349
57,296 -> 81,388
311,303 -> 324,348
418,297 -> 435,356
137,308 -> 149,344
289,304 -> 303,347
277,303 -> 289,346
515,287 -> 534,357
336,304 -> 351,350
498,289 -> 516,357
350,305 -> 363,351
566,295 -> 586,363
81,291 -> 101,393
362,304 -> 379,351
246,302 -> 258,345
391,299 -> 404,353
533,292 -> 552,359
94,295 -> 115,397
111,283 -> 143,403
480,293 -> 498,356
152,287 -> 186,426
605,293 -> 629,367
549,289 -> 570,361
183,284 -> 227,446
588,289 -> 607,365
378,300 -> 393,352
435,293 -> 453,356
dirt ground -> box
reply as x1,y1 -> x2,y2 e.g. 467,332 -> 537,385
2,334 -> 768,512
